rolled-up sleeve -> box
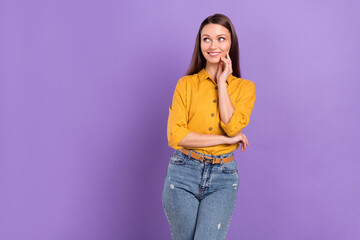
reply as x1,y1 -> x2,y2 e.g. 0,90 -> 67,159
220,81 -> 256,137
167,79 -> 192,149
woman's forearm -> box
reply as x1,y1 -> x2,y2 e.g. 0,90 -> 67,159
178,132 -> 230,148
218,82 -> 234,124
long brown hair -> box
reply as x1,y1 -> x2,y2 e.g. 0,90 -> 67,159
185,13 -> 241,78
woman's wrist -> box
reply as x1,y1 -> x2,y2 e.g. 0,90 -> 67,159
223,135 -> 231,145
217,81 -> 227,89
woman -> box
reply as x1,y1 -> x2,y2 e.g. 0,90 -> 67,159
162,13 -> 256,240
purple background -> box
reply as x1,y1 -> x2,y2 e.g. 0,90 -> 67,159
1,0 -> 359,239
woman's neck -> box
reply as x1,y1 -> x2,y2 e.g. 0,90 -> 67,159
205,62 -> 219,83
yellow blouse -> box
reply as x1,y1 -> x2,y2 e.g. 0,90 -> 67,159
167,68 -> 256,156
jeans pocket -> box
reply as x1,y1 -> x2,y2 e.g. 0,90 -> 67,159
169,151 -> 187,165
221,160 -> 238,174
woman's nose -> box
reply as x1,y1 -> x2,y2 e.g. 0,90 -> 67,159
210,40 -> 218,49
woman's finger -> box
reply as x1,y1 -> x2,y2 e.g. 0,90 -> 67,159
241,135 -> 247,151
222,56 -> 227,65
245,135 -> 249,146
222,58 -> 230,74
227,52 -> 233,73
218,61 -> 223,73
242,134 -> 248,146
229,60 -> 233,73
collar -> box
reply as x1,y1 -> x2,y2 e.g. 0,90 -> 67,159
198,68 -> 233,86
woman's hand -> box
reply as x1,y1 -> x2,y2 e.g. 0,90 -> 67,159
216,51 -> 233,85
227,131 -> 249,152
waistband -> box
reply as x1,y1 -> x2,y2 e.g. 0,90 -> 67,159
177,148 -> 234,164
176,149 -> 234,158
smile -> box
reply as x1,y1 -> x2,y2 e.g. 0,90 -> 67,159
208,52 -> 221,57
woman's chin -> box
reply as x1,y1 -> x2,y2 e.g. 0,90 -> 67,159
206,59 -> 221,64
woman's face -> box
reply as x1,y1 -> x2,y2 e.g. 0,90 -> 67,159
200,23 -> 232,64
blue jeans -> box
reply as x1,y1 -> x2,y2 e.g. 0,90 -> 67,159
162,149 -> 239,240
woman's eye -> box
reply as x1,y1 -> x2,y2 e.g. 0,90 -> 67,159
203,37 -> 225,42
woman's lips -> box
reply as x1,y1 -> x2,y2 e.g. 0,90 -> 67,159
208,52 -> 221,57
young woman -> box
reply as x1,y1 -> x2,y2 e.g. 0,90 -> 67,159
162,13 -> 256,240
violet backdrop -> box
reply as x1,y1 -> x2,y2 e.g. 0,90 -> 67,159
0,0 -> 359,239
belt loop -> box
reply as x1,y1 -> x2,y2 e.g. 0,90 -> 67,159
220,156 -> 223,165
189,149 -> 193,158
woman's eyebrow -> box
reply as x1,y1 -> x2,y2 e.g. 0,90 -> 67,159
201,34 -> 226,37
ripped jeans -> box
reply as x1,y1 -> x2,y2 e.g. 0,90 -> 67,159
162,149 -> 239,240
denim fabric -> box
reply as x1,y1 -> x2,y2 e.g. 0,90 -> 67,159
162,149 -> 239,240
